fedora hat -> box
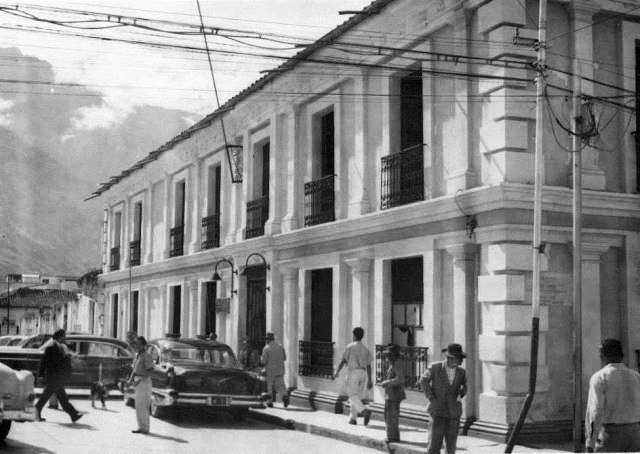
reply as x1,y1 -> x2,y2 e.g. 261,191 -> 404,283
442,343 -> 466,359
265,332 -> 275,341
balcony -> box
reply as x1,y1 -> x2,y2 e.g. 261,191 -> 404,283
375,344 -> 429,392
201,214 -> 220,250
304,174 -> 335,227
245,196 -> 269,239
380,145 -> 424,209
298,340 -> 334,379
169,225 -> 184,257
129,240 -> 141,267
109,246 -> 120,271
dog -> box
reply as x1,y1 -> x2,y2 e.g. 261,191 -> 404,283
90,381 -> 109,408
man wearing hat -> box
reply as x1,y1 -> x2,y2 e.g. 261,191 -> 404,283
261,332 -> 289,408
585,338 -> 640,452
421,342 -> 467,454
379,343 -> 406,442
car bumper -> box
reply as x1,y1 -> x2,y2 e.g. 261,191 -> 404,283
152,389 -> 269,408
1,407 -> 36,422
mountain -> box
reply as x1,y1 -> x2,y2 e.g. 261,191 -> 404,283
0,48 -> 199,280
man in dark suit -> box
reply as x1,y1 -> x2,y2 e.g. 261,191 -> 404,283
35,329 -> 83,422
421,343 -> 467,454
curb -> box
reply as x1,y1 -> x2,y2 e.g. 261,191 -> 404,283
248,409 -> 424,454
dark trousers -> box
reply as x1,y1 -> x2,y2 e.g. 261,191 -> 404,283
595,423 -> 640,452
427,416 -> 460,454
384,399 -> 401,441
36,379 -> 78,420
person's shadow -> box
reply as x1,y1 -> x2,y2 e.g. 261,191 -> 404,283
53,422 -> 97,430
143,432 -> 188,443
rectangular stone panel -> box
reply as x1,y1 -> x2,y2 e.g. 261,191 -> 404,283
477,0 -> 527,34
486,88 -> 536,122
488,363 -> 550,394
482,303 -> 549,333
481,150 -> 534,185
487,243 -> 549,273
478,274 -> 525,302
487,27 -> 538,61
479,333 -> 546,363
480,119 -> 529,153
479,392 -> 547,424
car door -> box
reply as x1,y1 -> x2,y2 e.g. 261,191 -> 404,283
65,340 -> 89,387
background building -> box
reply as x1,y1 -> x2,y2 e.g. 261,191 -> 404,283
92,0 -> 640,442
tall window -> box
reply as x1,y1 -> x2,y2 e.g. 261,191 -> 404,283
320,111 -> 334,177
391,257 -> 423,346
111,294 -> 119,338
131,291 -> 139,333
171,286 -> 181,335
261,142 -> 270,197
175,181 -> 186,228
170,181 -> 186,257
311,269 -> 333,342
207,165 -> 221,216
130,202 -> 142,266
636,42 -> 640,192
400,71 -> 423,152
205,281 -> 216,336
113,211 -> 122,248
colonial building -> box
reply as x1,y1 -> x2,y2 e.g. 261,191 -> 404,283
90,0 -> 640,442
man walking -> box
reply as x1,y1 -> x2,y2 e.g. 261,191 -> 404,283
585,338 -> 640,452
421,343 -> 467,454
261,332 -> 289,408
334,327 -> 373,426
35,329 -> 83,423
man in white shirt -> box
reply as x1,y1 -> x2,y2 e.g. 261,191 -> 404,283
261,332 -> 289,408
585,338 -> 640,452
334,327 -> 373,426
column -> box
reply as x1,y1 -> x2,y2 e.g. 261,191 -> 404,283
478,243 -> 550,425
187,279 -> 198,337
348,70 -> 371,216
143,183 -> 153,264
345,257 -> 372,336
581,242 -> 609,398
334,262 -> 351,355
266,265 -> 284,342
445,243 -> 477,419
162,174 -> 172,259
160,284 -> 169,336
570,4 -> 605,190
444,7 -> 475,193
281,106 -> 301,232
265,113 -> 285,235
122,196 -> 130,268
280,265 -> 299,388
236,131 -> 250,242
189,159 -> 203,254
373,257 -> 390,347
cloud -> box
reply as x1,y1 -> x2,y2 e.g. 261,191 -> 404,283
70,102 -> 132,131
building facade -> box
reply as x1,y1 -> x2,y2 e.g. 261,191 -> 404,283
93,0 -> 640,441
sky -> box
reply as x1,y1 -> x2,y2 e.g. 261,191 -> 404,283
0,0 -> 375,126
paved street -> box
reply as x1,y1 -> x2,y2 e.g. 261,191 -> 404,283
2,399 -> 379,454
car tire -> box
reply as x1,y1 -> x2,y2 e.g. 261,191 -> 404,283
125,398 -> 135,408
231,409 -> 248,421
0,420 -> 11,442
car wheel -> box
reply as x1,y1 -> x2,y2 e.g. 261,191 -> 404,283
231,409 -> 248,421
125,398 -> 135,408
0,420 -> 11,442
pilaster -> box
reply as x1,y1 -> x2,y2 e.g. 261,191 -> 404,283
162,174 -> 171,259
143,183 -> 153,264
122,195 -> 130,268
189,159 -> 203,254
188,279 -> 199,337
348,70 -> 371,216
345,256 -> 373,341
279,264 -> 299,388
236,131 -> 250,242
282,106 -> 301,232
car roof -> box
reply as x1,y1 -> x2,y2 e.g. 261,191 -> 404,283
151,338 -> 232,350
65,335 -> 131,349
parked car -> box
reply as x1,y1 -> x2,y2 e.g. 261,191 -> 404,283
0,335 -> 134,388
124,336 -> 268,420
17,334 -> 52,349
0,336 -> 24,347
0,361 -> 36,441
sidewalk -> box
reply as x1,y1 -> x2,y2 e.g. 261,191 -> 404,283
248,404 -> 574,454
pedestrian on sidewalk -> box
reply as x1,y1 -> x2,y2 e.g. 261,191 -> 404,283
261,332 -> 289,408
34,329 -> 83,423
585,338 -> 640,452
379,343 -> 406,443
421,343 -> 467,454
334,327 -> 373,426
128,336 -> 154,434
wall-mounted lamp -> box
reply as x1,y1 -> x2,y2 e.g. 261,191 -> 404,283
239,253 -> 270,291
211,258 -> 238,295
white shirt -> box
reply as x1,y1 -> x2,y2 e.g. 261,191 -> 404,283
585,363 -> 640,449
342,341 -> 372,370
445,364 -> 456,384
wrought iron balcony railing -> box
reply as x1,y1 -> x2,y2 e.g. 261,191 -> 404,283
380,144 -> 424,209
375,344 -> 429,392
109,246 -> 120,271
299,340 -> 335,379
169,225 -> 184,257
129,240 -> 141,267
304,174 -> 335,227
245,196 -> 269,239
201,214 -> 220,250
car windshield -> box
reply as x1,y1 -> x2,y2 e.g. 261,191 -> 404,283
7,337 -> 23,346
165,347 -> 238,367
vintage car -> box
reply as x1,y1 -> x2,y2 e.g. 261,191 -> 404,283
0,334 -> 134,388
17,334 -> 52,349
0,361 -> 35,441
125,336 -> 268,420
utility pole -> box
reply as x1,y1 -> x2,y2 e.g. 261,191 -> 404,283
505,0 -> 547,451
572,76 -> 583,453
